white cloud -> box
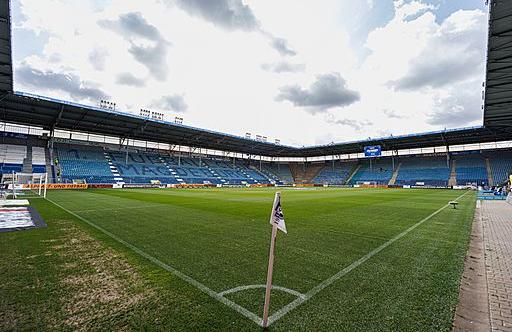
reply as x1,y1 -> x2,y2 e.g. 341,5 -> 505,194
275,73 -> 360,113
12,0 -> 487,147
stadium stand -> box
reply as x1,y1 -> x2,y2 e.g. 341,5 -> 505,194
0,144 -> 26,174
3,136 -> 510,187
395,155 -> 450,186
32,147 -> 47,173
290,163 -> 324,184
349,159 -> 394,185
453,152 -> 488,186
55,143 -> 272,185
260,163 -> 293,184
313,161 -> 357,185
488,150 -> 512,185
106,151 -> 180,185
56,145 -> 117,184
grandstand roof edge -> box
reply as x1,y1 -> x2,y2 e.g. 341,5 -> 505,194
1,90 -> 511,158
12,91 -> 297,151
483,0 -> 512,128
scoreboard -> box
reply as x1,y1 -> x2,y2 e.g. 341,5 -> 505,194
364,145 -> 382,157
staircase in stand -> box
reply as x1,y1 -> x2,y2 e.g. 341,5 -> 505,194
345,164 -> 361,185
448,160 -> 457,186
249,165 -> 276,184
22,145 -> 32,173
388,162 -> 402,185
485,157 -> 494,186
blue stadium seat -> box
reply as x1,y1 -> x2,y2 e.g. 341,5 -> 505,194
56,148 -> 274,185
489,151 -> 512,185
313,162 -> 357,185
260,163 -> 293,184
349,159 -> 394,185
396,156 -> 450,186
57,145 -> 116,184
454,153 -> 488,186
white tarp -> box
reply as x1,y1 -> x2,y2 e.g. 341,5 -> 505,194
0,199 -> 30,206
0,207 -> 34,229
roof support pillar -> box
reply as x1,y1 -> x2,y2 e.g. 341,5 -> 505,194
48,127 -> 55,166
446,145 -> 450,168
125,138 -> 129,164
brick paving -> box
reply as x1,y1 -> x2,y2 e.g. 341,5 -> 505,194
482,201 -> 512,331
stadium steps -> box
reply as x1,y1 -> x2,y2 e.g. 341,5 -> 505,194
485,157 -> 494,186
104,152 -> 124,183
388,162 -> 402,186
345,164 -> 361,185
448,160 -> 457,186
234,165 -> 258,184
160,157 -> 185,183
249,165 -> 276,184
259,168 -> 280,184
204,165 -> 223,184
22,145 -> 32,173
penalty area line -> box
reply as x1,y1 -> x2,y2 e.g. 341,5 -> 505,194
45,197 -> 264,326
266,190 -> 472,326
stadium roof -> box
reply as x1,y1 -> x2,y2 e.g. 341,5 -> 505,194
0,0 -> 12,92
0,91 -> 510,158
0,0 -> 511,158
484,0 -> 512,128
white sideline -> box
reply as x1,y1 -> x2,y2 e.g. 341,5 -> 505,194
45,190 -> 471,327
45,197 -> 263,326
266,190 -> 472,326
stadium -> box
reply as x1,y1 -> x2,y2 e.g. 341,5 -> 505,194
1,0 -> 511,330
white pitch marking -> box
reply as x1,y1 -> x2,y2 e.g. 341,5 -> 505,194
219,284 -> 306,300
266,190 -> 472,326
45,197 -> 264,326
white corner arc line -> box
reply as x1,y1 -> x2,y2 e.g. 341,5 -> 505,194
219,284 -> 306,300
45,197 -> 264,327
266,190 -> 472,326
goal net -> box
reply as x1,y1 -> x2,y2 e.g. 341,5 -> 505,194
1,172 -> 48,199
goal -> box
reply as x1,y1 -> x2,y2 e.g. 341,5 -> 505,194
1,172 -> 48,199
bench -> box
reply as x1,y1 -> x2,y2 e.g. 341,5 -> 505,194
449,201 -> 459,209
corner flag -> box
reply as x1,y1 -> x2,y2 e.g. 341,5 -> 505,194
270,192 -> 287,233
262,192 -> 286,328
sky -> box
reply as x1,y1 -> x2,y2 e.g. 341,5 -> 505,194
11,0 -> 488,147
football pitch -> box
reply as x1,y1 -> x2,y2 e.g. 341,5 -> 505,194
1,188 -> 476,331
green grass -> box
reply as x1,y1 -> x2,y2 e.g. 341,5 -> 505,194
0,187 -> 475,331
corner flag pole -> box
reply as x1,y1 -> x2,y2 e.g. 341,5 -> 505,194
262,192 -> 281,328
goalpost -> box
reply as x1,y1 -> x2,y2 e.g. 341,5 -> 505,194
1,172 -> 48,199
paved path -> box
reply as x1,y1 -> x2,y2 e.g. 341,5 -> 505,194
482,201 -> 512,331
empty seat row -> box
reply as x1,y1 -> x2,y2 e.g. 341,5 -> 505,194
314,162 -> 357,185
